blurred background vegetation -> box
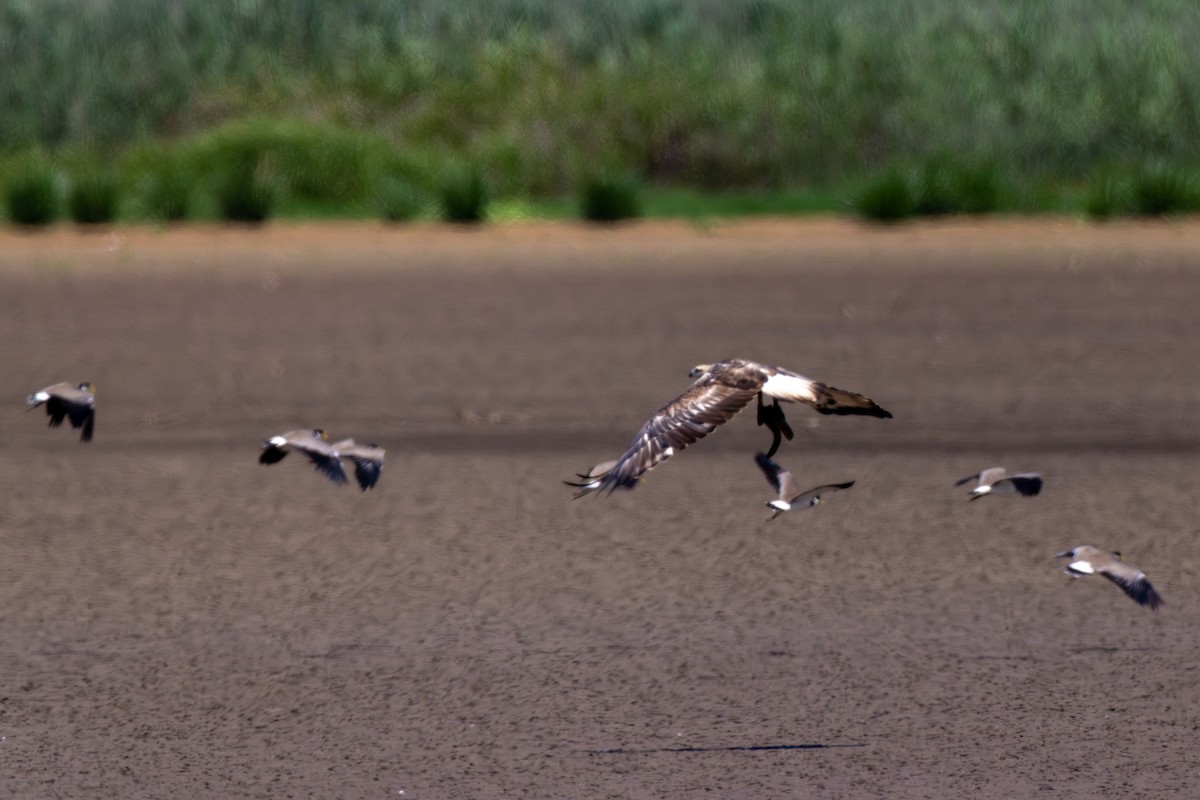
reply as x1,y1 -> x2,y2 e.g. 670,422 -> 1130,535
2,0 -> 1199,223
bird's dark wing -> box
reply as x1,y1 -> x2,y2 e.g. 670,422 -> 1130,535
291,441 -> 348,485
953,471 -> 981,487
564,460 -> 624,498
753,452 -> 788,494
44,396 -> 69,428
1001,473 -> 1043,497
588,379 -> 759,494
79,408 -> 95,442
1099,565 -> 1162,610
347,455 -> 383,491
259,445 -> 289,465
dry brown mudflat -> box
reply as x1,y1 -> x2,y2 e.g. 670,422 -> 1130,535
1,218 -> 1199,798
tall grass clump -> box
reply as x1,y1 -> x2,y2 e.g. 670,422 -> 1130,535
4,161 -> 61,226
1130,166 -> 1200,216
143,163 -> 192,222
214,158 -> 276,223
438,167 -> 488,223
913,161 -> 957,217
186,120 -> 377,205
950,163 -> 1004,215
580,173 -> 642,223
67,170 -> 120,224
853,171 -> 914,222
1083,174 -> 1127,221
376,177 -> 423,223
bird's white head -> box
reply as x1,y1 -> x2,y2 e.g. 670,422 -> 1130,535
688,364 -> 713,378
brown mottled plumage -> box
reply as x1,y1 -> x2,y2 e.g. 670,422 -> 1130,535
570,359 -> 890,497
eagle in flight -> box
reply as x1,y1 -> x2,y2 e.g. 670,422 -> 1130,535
567,358 -> 890,497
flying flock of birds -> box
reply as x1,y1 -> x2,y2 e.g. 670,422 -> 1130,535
26,357 -> 1161,610
562,358 -> 1161,611
24,382 -> 385,492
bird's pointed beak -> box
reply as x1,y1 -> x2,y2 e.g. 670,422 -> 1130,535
1053,550 -> 1072,559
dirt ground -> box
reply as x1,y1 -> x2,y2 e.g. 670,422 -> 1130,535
1,218 -> 1198,798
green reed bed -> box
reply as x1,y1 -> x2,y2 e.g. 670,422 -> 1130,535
2,0 -> 1199,205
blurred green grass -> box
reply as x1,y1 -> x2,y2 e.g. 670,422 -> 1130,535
2,0 -> 1199,222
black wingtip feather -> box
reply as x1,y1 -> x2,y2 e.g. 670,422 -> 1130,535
350,458 -> 382,491
1012,476 -> 1043,496
1126,578 -> 1163,610
817,404 -> 893,419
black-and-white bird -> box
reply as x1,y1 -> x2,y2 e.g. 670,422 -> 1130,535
259,429 -> 347,485
955,467 -> 1042,501
331,439 -> 386,491
1054,546 -> 1162,610
754,453 -> 854,521
570,359 -> 890,497
27,382 -> 95,442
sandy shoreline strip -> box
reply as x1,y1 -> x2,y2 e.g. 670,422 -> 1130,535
2,216 -> 1199,276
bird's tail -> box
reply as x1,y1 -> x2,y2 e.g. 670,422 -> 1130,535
812,384 -> 893,419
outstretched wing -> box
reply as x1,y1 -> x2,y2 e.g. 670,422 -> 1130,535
44,396 -> 69,428
564,460 -> 624,498
753,452 -> 795,498
346,452 -> 384,491
291,440 -> 348,486
587,379 -> 759,494
77,407 -> 95,442
953,471 -> 982,487
998,473 -> 1043,497
259,445 -> 289,465
1100,564 -> 1163,610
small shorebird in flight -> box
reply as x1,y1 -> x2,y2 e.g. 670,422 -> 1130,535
569,358 -> 890,497
955,467 -> 1042,501
27,382 -> 95,442
1055,546 -> 1162,610
754,453 -> 854,521
259,429 -> 348,486
331,439 -> 386,491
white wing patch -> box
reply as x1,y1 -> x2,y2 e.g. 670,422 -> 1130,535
761,373 -> 818,404
1068,560 -> 1095,574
